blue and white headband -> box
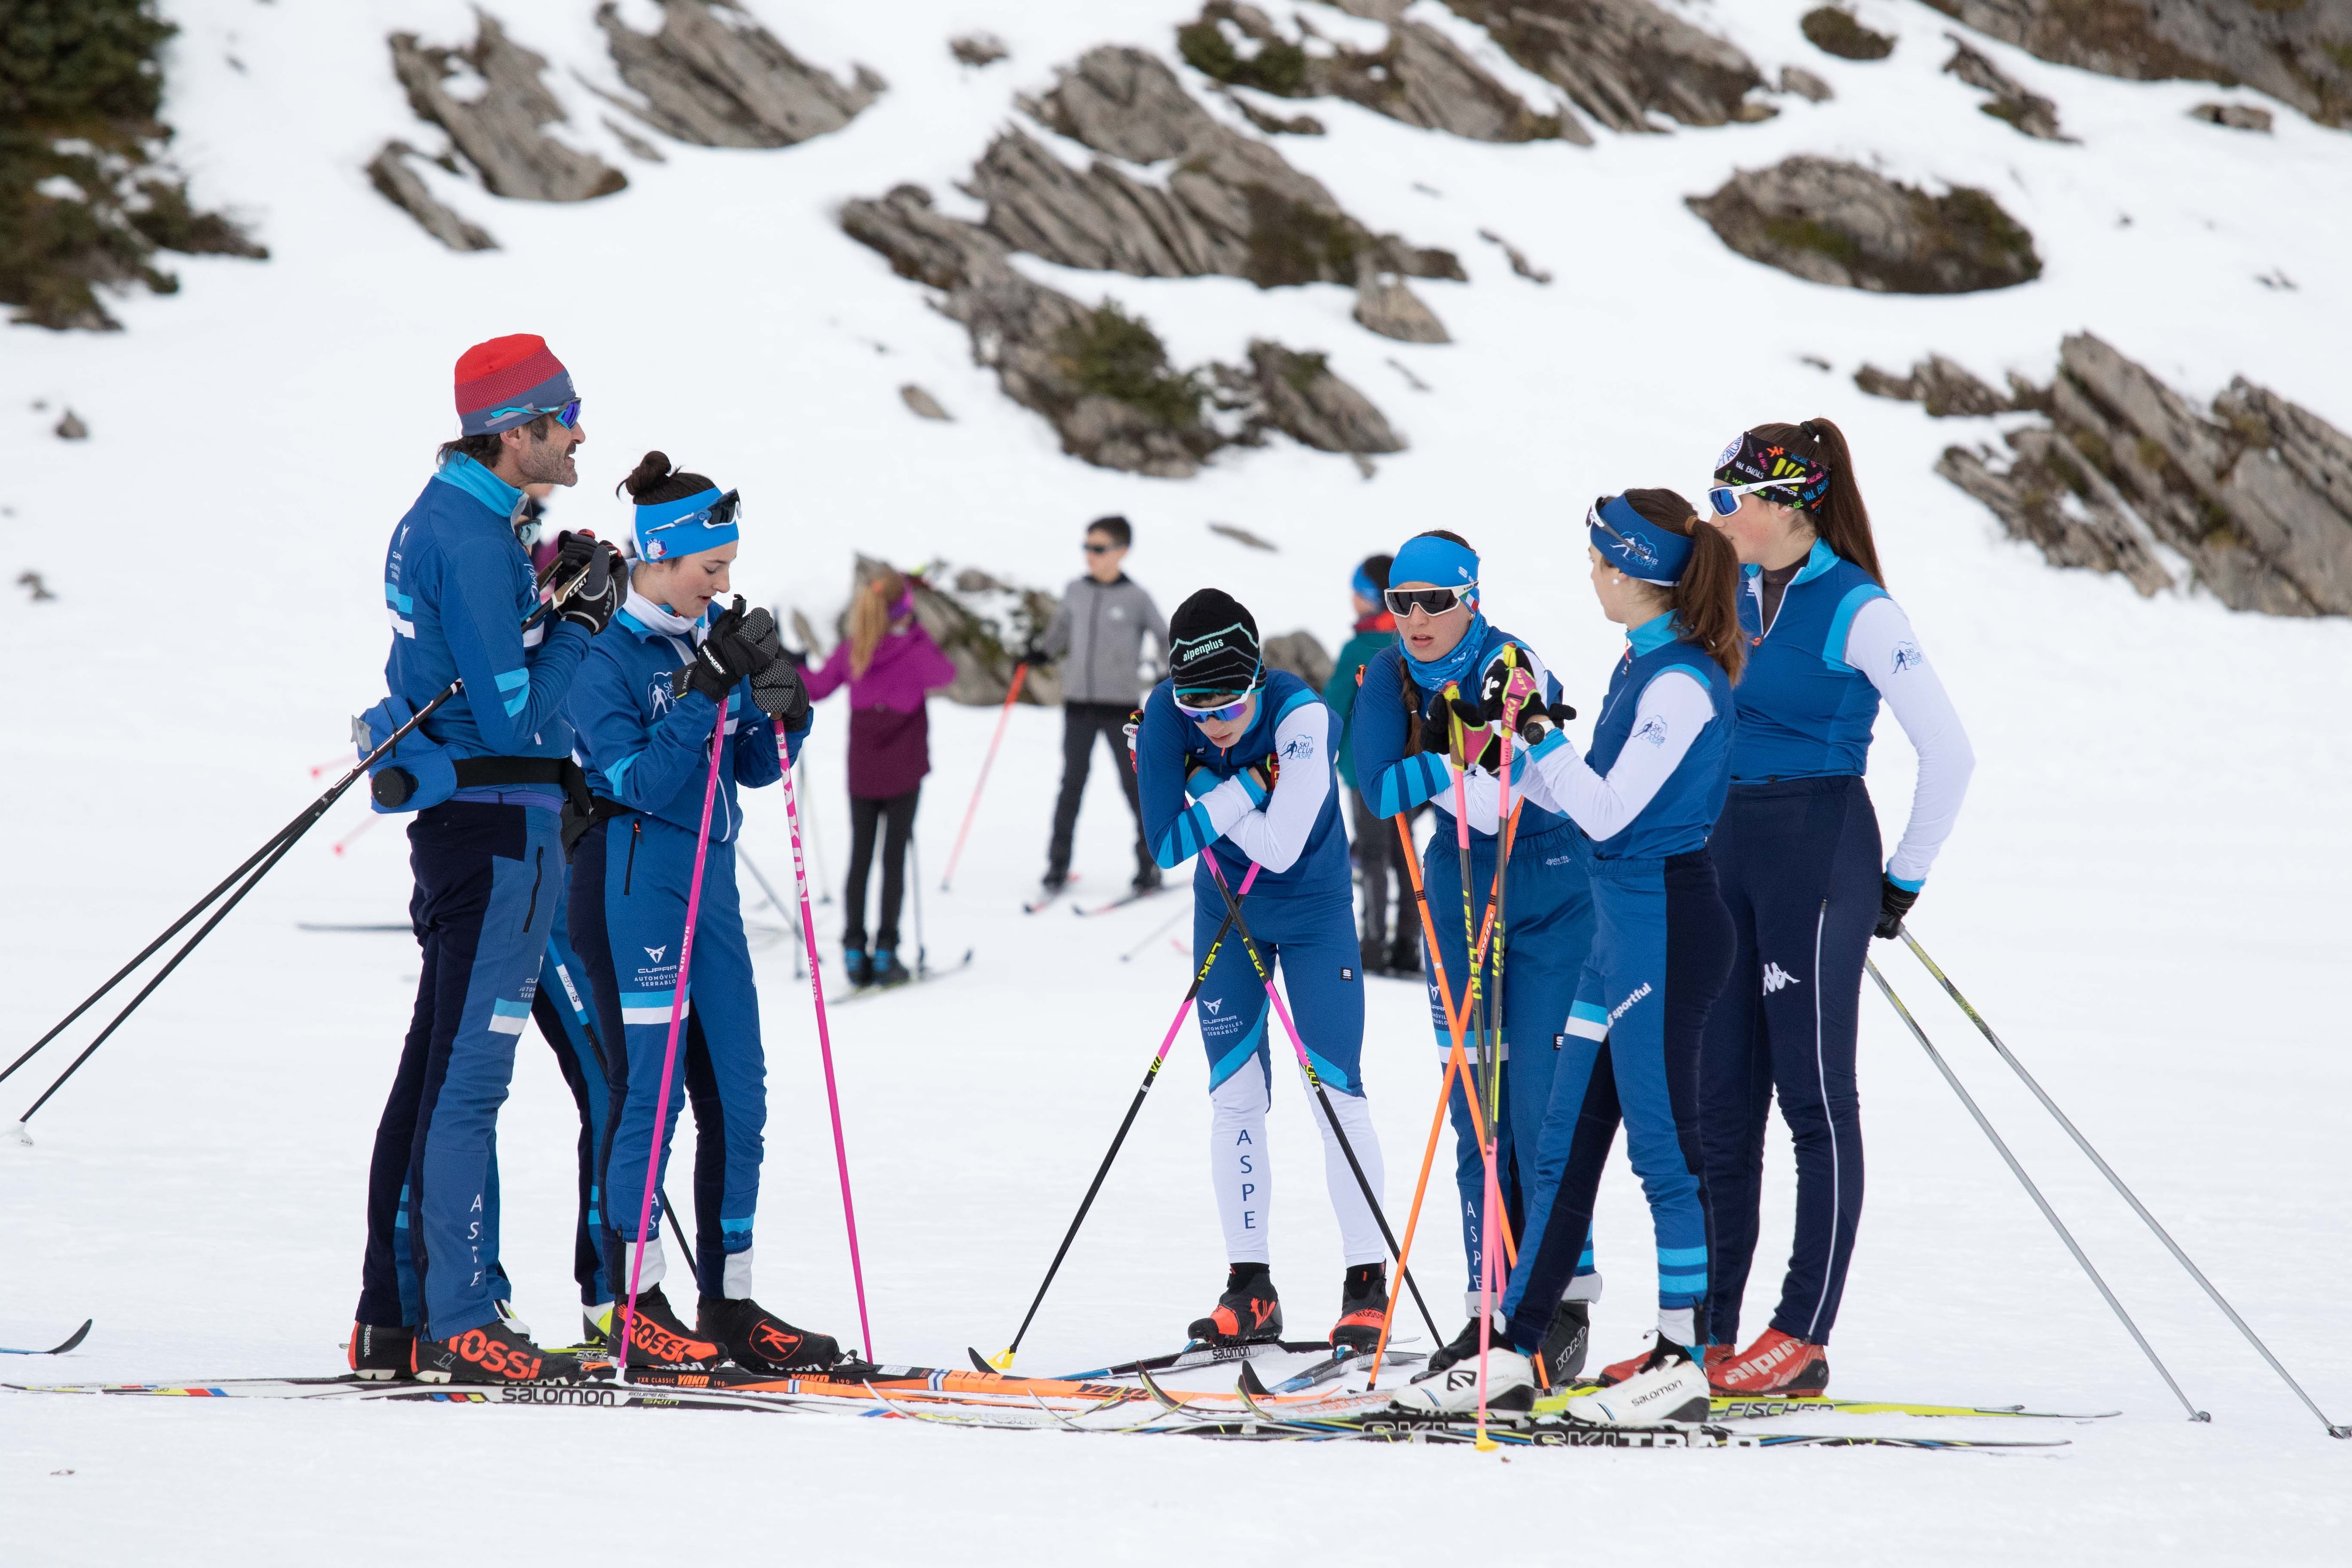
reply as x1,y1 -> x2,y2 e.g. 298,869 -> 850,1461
1588,494 -> 1692,586
1389,533 -> 1479,602
634,486 -> 740,563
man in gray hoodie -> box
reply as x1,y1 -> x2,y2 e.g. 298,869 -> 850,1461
1029,515 -> 1168,897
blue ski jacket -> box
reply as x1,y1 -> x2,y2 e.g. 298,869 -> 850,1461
567,598 -> 808,844
1135,669 -> 1350,900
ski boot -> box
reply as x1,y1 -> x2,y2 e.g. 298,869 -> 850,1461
1391,1345 -> 1535,1415
614,1285 -> 725,1371
1423,1312 -> 1501,1376
1386,936 -> 1421,978
870,946 -> 912,988
843,943 -> 872,989
1709,1327 -> 1828,1395
581,1302 -> 615,1353
1565,1337 -> 1709,1426
1186,1264 -> 1283,1345
1535,1298 -> 1590,1388
697,1297 -> 843,1374
348,1321 -> 414,1382
1359,935 -> 1387,979
1330,1263 -> 1387,1351
1132,859 -> 1163,895
411,1311 -> 588,1385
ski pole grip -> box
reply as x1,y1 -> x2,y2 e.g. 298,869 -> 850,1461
371,768 -> 417,809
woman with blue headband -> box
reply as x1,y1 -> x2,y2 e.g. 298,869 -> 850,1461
566,452 -> 838,1378
1394,488 -> 1742,1422
1694,420 -> 1974,1398
1348,529 -> 1599,1387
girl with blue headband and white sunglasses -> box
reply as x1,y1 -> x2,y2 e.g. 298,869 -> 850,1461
1394,489 -> 1743,1423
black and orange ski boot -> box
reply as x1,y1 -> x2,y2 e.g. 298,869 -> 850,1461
697,1296 -> 843,1375
411,1313 -> 586,1385
348,1321 -> 414,1381
1187,1263 -> 1283,1346
1330,1263 -> 1387,1352
615,1285 -> 724,1371
1710,1327 -> 1829,1395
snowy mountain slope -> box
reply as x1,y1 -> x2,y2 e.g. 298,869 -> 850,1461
2,1 -> 2349,1562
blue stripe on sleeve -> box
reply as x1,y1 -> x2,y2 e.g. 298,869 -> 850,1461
1822,584 -> 1889,673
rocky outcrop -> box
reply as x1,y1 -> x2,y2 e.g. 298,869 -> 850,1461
1687,157 -> 2041,294
842,557 -> 1062,707
841,184 -> 1402,478
1921,0 -> 2351,129
1353,270 -> 1449,343
1939,334 -> 2352,614
367,142 -> 498,250
1944,36 -> 2069,140
594,0 -> 884,148
1177,2 -> 1588,145
976,48 -> 1462,289
1440,0 -> 1771,132
900,384 -> 952,421
1780,65 -> 1835,103
951,33 -> 1009,69
390,15 -> 627,202
2190,102 -> 2273,133
1801,7 -> 1895,62
1261,629 -> 1335,691
1854,354 -> 2028,417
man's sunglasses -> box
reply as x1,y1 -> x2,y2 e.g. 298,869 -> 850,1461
1083,541 -> 1119,555
1176,692 -> 1252,723
488,398 -> 583,430
1383,584 -> 1473,617
1706,479 -> 1784,516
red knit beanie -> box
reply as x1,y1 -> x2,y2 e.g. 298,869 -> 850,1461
453,334 -> 576,436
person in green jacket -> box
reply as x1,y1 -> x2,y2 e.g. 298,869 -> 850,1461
1321,554 -> 1420,978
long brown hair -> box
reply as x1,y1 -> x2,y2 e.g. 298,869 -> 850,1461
848,566 -> 909,678
1622,488 -> 1745,685
1744,417 -> 1882,585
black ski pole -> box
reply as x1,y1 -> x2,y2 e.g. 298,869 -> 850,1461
909,838 -> 928,977
8,682 -> 462,1132
1866,958 -> 2208,1422
984,874 -> 1255,1371
1898,930 -> 2348,1439
1203,858 -> 1444,1348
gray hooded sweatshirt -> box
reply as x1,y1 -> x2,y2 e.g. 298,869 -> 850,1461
1041,573 -> 1168,706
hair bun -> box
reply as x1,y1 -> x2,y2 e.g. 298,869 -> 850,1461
618,450 -> 674,501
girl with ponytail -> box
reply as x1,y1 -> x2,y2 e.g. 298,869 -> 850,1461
1391,489 -> 1741,1425
803,563 -> 957,988
1694,418 -> 1975,1398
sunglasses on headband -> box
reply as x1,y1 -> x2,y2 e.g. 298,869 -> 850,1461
1383,584 -> 1473,617
1586,500 -> 1661,568
1175,692 -> 1253,724
1706,478 -> 1786,517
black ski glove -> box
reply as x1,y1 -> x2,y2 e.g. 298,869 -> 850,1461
674,597 -> 775,704
554,534 -> 622,635
1415,705 -> 1453,756
750,662 -> 810,726
1018,642 -> 1051,669
1874,878 -> 1920,939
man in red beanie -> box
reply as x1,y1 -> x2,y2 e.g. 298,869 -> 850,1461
350,335 -> 623,1385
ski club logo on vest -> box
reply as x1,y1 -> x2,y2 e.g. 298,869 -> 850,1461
1762,962 -> 1800,995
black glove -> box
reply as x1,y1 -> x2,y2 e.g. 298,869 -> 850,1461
779,645 -> 810,669
674,597 -> 775,704
555,535 -> 621,635
1018,642 -> 1051,669
1415,704 -> 1452,756
1874,878 -> 1919,940
1517,700 -> 1577,747
750,661 -> 810,726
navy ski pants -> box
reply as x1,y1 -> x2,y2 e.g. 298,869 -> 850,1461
1700,776 -> 1881,1346
357,802 -> 562,1339
1421,819 -> 1595,1302
531,905 -> 617,1308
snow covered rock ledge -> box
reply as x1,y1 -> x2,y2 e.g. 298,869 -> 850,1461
1687,156 -> 2041,294
389,14 -> 627,202
593,0 -> 886,149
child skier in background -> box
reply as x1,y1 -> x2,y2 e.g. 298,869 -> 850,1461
803,566 -> 958,988
1321,553 -> 1421,979
567,451 -> 839,1376
1133,590 -> 1390,1352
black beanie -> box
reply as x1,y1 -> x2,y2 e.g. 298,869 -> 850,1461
1168,589 -> 1262,699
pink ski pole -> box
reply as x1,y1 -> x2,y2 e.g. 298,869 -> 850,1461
620,700 -> 730,1382
938,662 -> 1026,891
778,732 -> 874,1362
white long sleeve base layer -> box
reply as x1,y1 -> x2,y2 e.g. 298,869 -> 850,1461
1518,669 -> 1716,842
1194,701 -> 1334,873
1209,1067 -> 1385,1268
1841,597 -> 1974,886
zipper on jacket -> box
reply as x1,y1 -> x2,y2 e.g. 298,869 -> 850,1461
1084,581 -> 1103,705
624,819 -> 641,894
522,845 -> 545,931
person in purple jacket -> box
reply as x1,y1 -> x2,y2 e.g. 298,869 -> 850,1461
804,566 -> 958,987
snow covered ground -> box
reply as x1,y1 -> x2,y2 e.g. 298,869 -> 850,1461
3,0 -> 2347,1560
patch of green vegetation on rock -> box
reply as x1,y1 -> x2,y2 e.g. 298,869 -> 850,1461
1056,300 -> 1207,429
0,0 -> 264,330
1177,10 -> 1309,96
1801,7 -> 1895,61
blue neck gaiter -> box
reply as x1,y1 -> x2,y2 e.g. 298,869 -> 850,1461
1403,613 -> 1488,695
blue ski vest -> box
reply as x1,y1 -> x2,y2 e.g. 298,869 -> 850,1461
1583,614 -> 1733,861
1729,539 -> 1889,782
1136,669 -> 1350,899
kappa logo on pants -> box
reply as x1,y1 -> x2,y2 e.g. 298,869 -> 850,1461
1762,962 -> 1800,995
